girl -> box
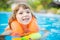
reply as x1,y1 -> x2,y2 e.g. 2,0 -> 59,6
2,3 -> 41,40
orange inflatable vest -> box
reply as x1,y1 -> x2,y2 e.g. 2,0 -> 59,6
6,17 -> 39,36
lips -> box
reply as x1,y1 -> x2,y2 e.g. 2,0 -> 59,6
22,17 -> 30,22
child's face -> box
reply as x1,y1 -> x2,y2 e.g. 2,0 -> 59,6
16,7 -> 32,25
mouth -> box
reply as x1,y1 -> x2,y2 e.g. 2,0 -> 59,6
22,17 -> 30,22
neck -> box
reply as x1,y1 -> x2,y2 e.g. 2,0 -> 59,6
21,24 -> 29,33
22,25 -> 27,27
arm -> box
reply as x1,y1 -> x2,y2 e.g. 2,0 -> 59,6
39,28 -> 50,40
2,25 -> 12,35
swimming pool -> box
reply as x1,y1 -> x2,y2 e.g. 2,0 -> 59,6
34,13 -> 60,40
0,12 -> 60,40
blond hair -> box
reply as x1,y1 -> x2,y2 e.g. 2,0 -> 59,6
9,3 -> 34,29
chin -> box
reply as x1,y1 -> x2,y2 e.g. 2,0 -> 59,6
22,23 -> 29,25
22,21 -> 30,25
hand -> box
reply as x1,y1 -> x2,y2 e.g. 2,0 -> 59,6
2,30 -> 12,35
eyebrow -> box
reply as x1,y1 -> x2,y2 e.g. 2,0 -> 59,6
25,9 -> 31,11
17,9 -> 31,13
25,9 -> 30,10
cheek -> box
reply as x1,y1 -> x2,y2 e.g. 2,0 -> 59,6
29,14 -> 32,18
16,15 -> 22,21
28,14 -> 32,21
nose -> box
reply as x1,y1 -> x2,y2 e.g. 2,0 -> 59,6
23,12 -> 28,16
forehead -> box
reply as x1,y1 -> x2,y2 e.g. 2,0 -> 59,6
18,4 -> 30,9
19,6 -> 30,10
17,7 -> 30,13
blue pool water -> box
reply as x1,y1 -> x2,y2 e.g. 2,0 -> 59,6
34,13 -> 60,40
0,12 -> 60,40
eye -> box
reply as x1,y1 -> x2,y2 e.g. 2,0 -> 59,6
19,12 -> 23,14
26,11 -> 30,14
